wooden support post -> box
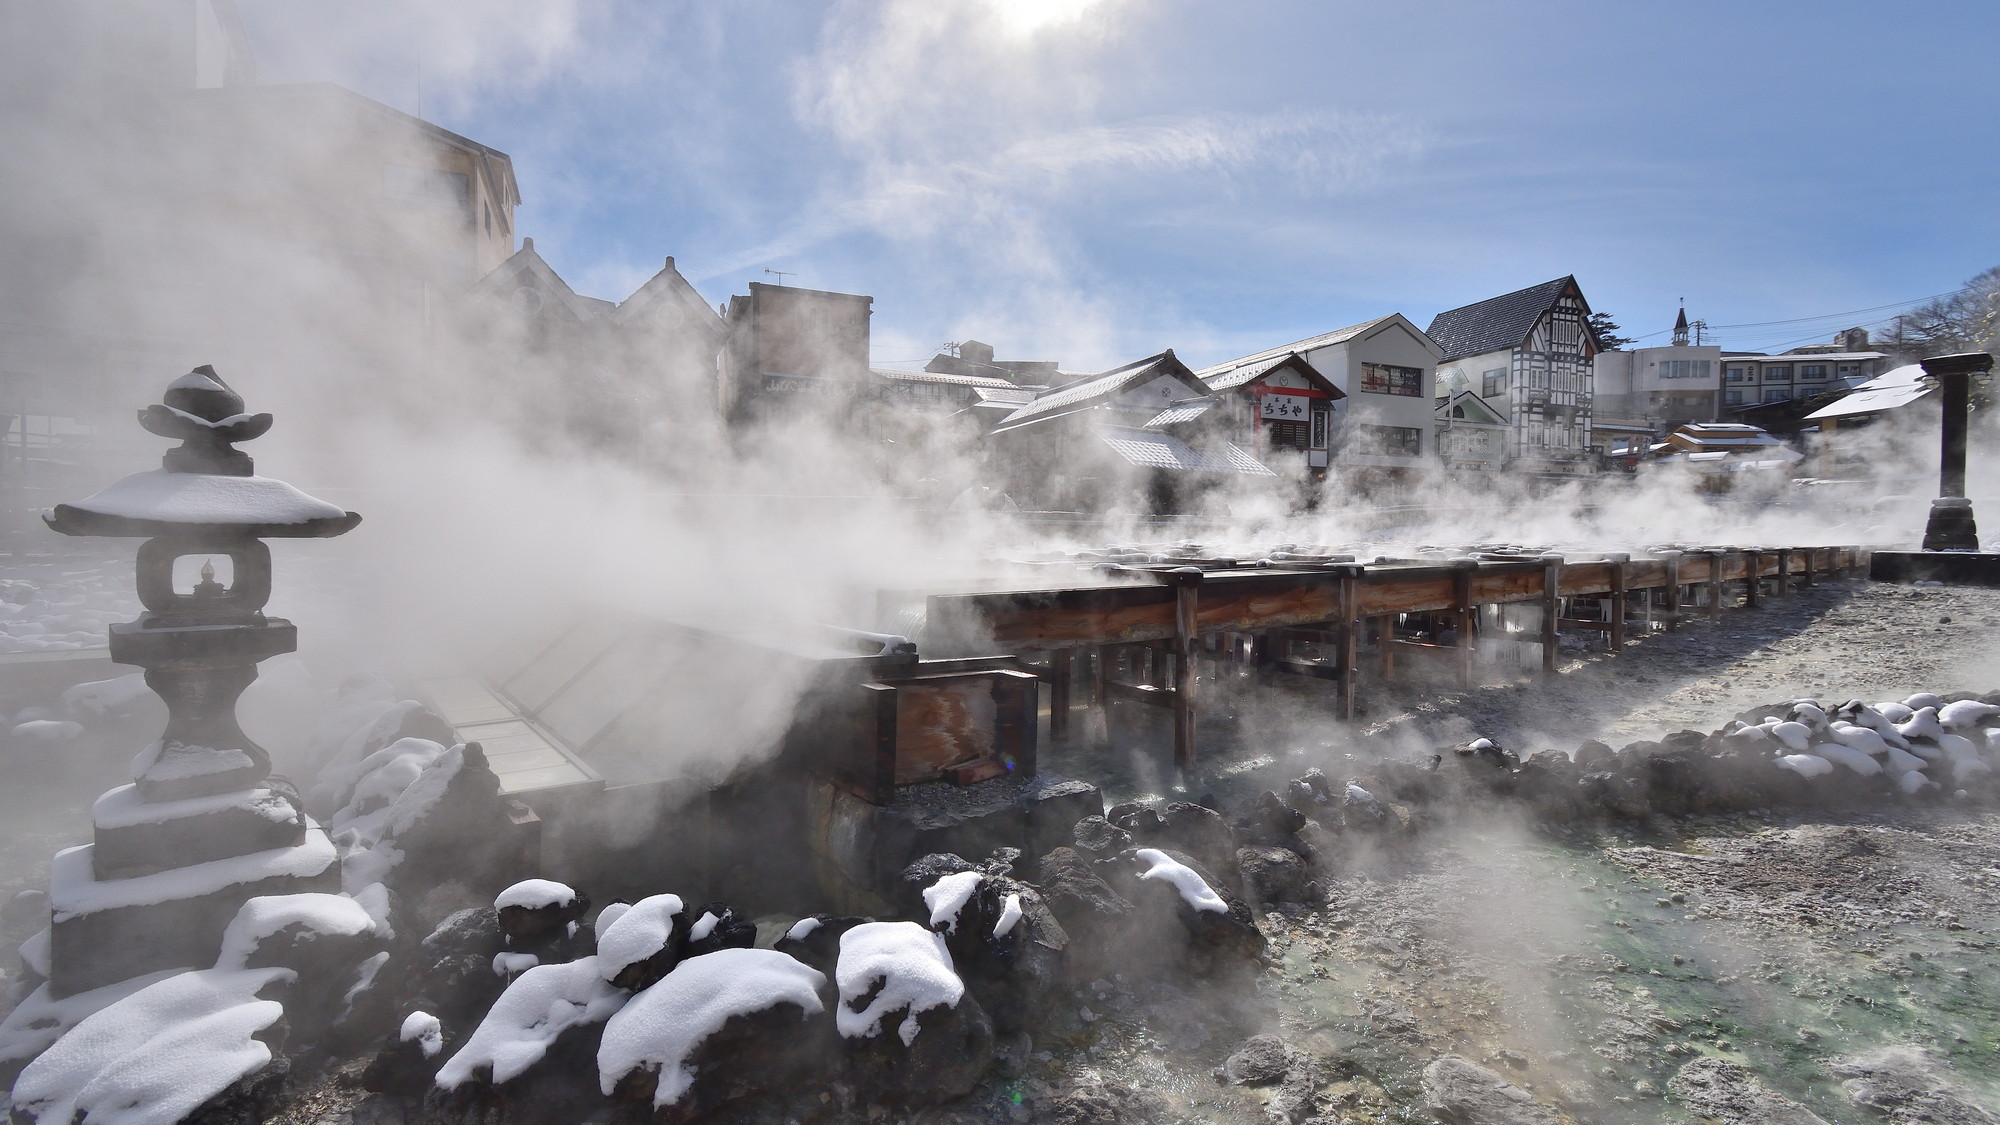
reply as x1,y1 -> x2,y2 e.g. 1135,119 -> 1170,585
1450,559 -> 1477,687
1743,549 -> 1762,607
1774,548 -> 1792,597
1092,644 -> 1110,725
1337,565 -> 1360,721
1379,617 -> 1396,677
1047,648 -> 1071,742
1605,553 -> 1629,652
1702,550 -> 1723,620
1166,568 -> 1202,774
1540,553 -> 1562,674
1801,546 -> 1816,589
1659,550 -> 1683,630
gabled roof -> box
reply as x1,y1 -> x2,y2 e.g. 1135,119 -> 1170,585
1202,315 -> 1413,377
464,240 -> 607,321
1436,390 -> 1506,426
1425,276 -> 1589,361
610,256 -> 724,342
871,368 -> 1020,390
991,351 -> 1208,433
1098,429 -> 1275,476
1195,351 -> 1344,398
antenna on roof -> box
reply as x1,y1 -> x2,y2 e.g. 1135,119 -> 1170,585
763,269 -> 793,287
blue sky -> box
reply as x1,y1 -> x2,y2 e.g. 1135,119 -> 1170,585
241,0 -> 2000,371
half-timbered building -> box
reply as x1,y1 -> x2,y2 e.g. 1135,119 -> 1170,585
1427,277 -> 1602,476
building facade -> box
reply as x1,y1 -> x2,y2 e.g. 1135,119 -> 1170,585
1427,277 -> 1601,476
719,283 -> 874,425
1199,314 -> 1444,475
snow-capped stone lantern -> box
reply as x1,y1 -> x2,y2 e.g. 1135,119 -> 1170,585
37,366 -> 358,995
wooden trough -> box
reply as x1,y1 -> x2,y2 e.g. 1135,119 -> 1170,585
919,545 -> 1870,771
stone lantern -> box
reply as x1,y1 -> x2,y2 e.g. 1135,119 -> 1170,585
39,366 -> 359,995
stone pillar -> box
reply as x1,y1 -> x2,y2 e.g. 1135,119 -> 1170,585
1920,352 -> 1990,552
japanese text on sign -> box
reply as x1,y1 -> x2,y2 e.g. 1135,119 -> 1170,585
1260,393 -> 1310,420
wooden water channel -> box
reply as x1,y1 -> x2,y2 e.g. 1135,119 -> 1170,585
922,545 -> 1870,771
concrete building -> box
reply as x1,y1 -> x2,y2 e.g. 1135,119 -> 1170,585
1721,349 -> 1891,412
720,283 -> 874,425
1199,314 -> 1444,477
1591,308 -> 1725,452
1428,277 -> 1601,476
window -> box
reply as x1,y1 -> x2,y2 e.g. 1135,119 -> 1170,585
1726,366 -> 1749,383
1359,423 -> 1421,456
1837,364 -> 1857,376
1766,388 -> 1790,403
1482,368 -> 1507,397
1725,389 -> 1744,405
1358,363 -> 1423,397
1763,365 -> 1791,381
1658,360 -> 1712,379
1800,364 -> 1827,380
1267,419 -> 1309,451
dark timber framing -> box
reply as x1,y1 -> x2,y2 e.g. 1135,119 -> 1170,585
924,546 -> 1869,774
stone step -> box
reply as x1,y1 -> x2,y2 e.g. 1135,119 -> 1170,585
90,784 -> 306,880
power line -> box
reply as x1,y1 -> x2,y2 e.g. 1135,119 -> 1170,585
1628,283 -> 1976,342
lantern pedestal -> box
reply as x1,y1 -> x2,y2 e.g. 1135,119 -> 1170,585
33,366 -> 360,997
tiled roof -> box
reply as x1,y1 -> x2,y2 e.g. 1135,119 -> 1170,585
1202,318 -> 1392,381
1425,277 -> 1577,361
1098,430 -> 1275,476
1146,400 -> 1215,427
870,367 -> 1019,390
994,351 -> 1202,431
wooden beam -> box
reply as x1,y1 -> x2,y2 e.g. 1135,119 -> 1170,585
1540,554 -> 1561,673
1337,565 -> 1361,720
1743,549 -> 1762,607
1167,569 -> 1202,773
1605,553 -> 1629,652
1659,550 -> 1683,630
1047,648 -> 1071,742
1451,558 -> 1476,686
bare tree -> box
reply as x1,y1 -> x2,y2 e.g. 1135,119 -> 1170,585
1880,267 -> 2000,363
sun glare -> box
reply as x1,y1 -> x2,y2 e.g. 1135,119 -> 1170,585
985,0 -> 1104,36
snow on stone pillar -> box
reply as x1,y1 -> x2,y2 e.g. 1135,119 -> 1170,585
38,366 -> 360,996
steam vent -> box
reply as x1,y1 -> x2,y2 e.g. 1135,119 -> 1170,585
39,367 -> 361,994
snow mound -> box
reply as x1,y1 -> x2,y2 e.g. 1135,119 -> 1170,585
1134,847 -> 1228,913
687,911 -> 719,943
494,879 -> 577,912
596,894 -> 684,982
0,970 -> 183,1066
595,902 -> 630,934
1940,700 -> 2000,731
1814,742 -> 1883,776
1829,722 -> 1891,757
401,1011 -> 443,1058
597,947 -> 825,1107
1767,721 -> 1813,752
922,871 -> 983,934
835,921 -> 963,1046
13,720 -> 83,743
215,893 -> 379,970
492,953 -> 539,977
61,675 -> 151,720
13,967 -> 293,1125
784,917 -> 821,942
1775,754 -> 1834,779
435,957 -> 627,1088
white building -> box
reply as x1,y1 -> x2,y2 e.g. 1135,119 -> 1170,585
1200,313 -> 1443,478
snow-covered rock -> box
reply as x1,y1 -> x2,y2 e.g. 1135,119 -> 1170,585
12,967 -> 293,1125
215,892 -> 380,971
596,894 -> 685,990
922,871 -> 984,935
835,922 -> 963,1047
1775,754 -> 1834,779
596,947 -> 825,1108
1133,847 -> 1227,913
435,956 -> 627,1088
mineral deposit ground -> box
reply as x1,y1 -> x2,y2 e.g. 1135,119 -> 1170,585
7,578 -> 2000,1124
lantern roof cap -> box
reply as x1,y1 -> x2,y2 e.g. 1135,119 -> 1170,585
43,366 -> 360,539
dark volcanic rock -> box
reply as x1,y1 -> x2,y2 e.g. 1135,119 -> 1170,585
1071,815 -> 1133,856
843,990 -> 996,1108
1223,1033 -> 1292,1085
1580,771 -> 1651,821
362,1025 -> 441,1096
1237,845 -> 1311,904
182,1056 -> 290,1125
409,907 -> 507,1028
681,902 -> 758,959
773,914 -> 869,977
901,859 -> 1070,1035
1157,802 -> 1239,882
1829,1046 -> 1999,1125
495,887 -> 589,952
1097,846 -> 1264,974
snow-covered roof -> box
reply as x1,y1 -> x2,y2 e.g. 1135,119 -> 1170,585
1145,400 -> 1215,427
871,367 -> 1020,390
1098,430 -> 1275,476
1721,351 -> 1889,366
48,470 -> 359,538
1804,363 -> 1935,420
993,351 -> 1206,431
